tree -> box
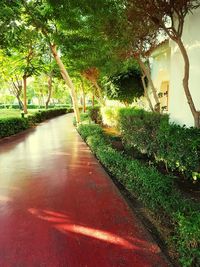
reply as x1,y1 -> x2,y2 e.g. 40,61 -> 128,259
64,0 -> 161,111
45,71 -> 53,109
39,45 -> 57,109
82,68 -> 105,106
0,1 -> 21,48
20,0 -> 81,122
129,0 -> 200,127
0,51 -> 24,108
9,76 -> 23,109
48,0 -> 135,108
1,23 -> 47,113
100,2 -> 162,111
104,66 -> 144,106
51,78 -> 72,105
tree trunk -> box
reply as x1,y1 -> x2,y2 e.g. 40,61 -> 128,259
137,56 -> 160,112
176,38 -> 200,128
46,74 -> 53,109
23,75 -> 27,114
11,79 -> 23,110
123,101 -> 129,107
17,95 -> 24,110
92,90 -> 95,107
93,81 -> 105,106
81,78 -> 86,113
50,44 -> 80,123
141,75 -> 154,112
39,89 -> 45,106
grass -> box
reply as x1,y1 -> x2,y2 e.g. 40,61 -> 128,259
0,109 -> 21,118
0,109 -> 42,119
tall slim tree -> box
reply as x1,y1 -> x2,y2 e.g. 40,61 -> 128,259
82,68 -> 105,106
10,76 -> 23,109
21,0 -> 81,122
101,3 -> 162,111
129,0 -> 200,127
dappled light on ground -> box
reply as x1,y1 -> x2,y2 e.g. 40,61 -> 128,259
28,207 -> 160,253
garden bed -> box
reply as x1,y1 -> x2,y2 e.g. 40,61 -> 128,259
105,131 -> 200,202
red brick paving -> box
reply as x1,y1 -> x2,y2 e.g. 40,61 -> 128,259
0,114 -> 170,266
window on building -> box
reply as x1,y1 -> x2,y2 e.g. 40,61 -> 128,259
159,81 -> 169,112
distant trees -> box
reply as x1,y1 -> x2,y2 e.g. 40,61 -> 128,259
21,0 -> 81,122
82,68 -> 105,106
10,76 -> 23,109
0,52 -> 23,108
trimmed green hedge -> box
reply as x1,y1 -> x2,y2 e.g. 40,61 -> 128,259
27,108 -> 68,123
78,124 -> 103,140
0,117 -> 30,138
87,106 -> 102,124
0,108 -> 70,138
118,108 -> 200,180
78,124 -> 200,267
0,104 -> 71,109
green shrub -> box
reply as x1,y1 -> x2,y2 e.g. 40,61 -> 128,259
0,104 -> 22,109
118,108 -> 200,179
78,124 -> 200,266
0,117 -> 29,138
0,108 -> 70,138
28,108 -> 67,123
157,122 -> 200,177
80,112 -> 89,122
175,211 -> 200,267
87,106 -> 102,124
78,124 -> 103,141
105,66 -> 144,104
73,112 -> 90,127
119,108 -> 168,154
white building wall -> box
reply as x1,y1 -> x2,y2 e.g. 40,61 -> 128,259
169,8 -> 200,127
150,44 -> 171,110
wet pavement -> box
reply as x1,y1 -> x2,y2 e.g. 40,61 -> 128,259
0,114 -> 169,267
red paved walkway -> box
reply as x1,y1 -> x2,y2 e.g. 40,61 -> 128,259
0,114 -> 169,267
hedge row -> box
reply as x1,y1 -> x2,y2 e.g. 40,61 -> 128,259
0,104 -> 71,109
87,106 -> 102,124
27,108 -> 70,124
0,117 -> 30,138
78,124 -> 200,267
118,108 -> 200,180
0,108 -> 70,138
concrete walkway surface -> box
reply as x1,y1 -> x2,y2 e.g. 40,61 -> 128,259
0,114 -> 170,267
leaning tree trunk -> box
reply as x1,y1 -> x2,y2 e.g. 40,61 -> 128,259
23,75 -> 28,114
93,81 -> 105,106
50,44 -> 80,123
81,78 -> 86,113
137,56 -> 160,112
46,74 -> 53,109
176,38 -> 200,128
92,89 -> 95,107
141,74 -> 154,112
17,95 -> 24,110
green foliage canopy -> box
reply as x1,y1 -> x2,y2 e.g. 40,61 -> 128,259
104,66 -> 144,104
